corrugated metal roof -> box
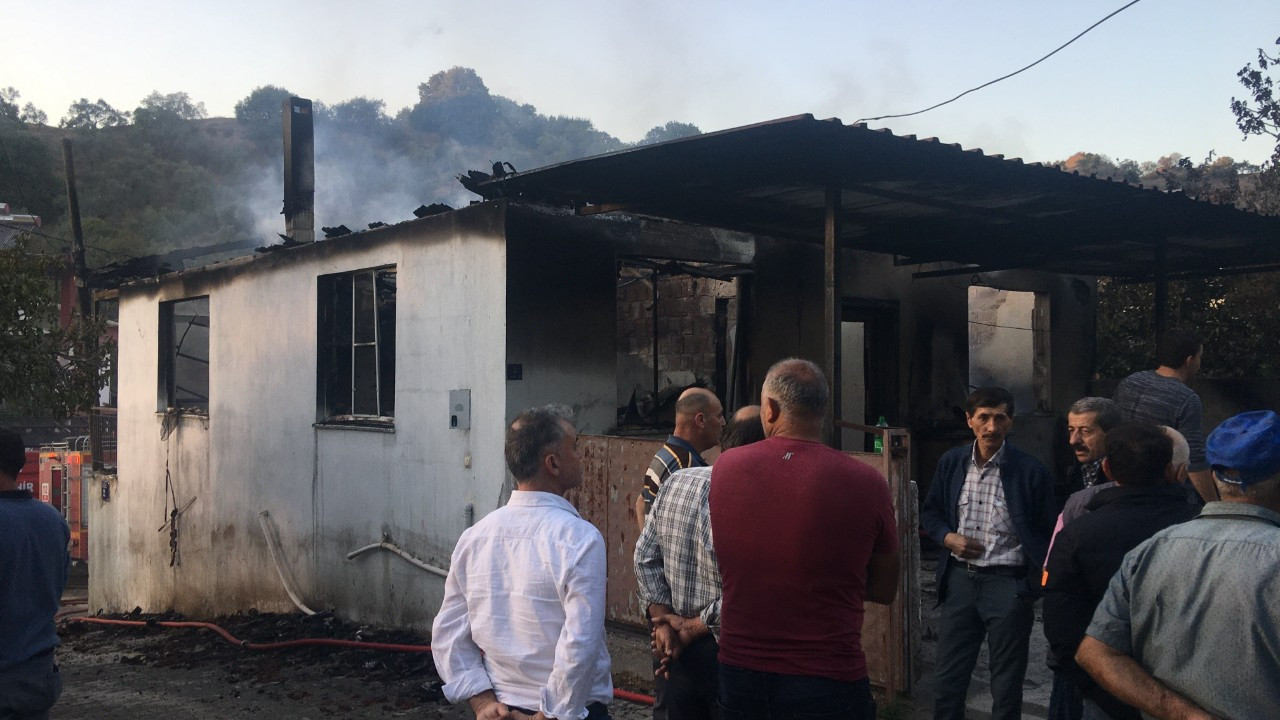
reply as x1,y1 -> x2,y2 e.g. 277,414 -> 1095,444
466,114 -> 1280,280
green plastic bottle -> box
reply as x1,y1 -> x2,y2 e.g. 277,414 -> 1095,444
874,415 -> 888,453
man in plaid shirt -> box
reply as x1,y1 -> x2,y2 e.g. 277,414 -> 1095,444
634,407 -> 764,720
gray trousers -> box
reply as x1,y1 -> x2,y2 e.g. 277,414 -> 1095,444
0,651 -> 62,720
932,564 -> 1035,720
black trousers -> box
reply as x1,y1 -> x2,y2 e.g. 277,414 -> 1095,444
665,634 -> 720,720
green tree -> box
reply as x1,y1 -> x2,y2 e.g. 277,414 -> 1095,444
0,239 -> 112,418
234,85 -> 294,143
0,123 -> 64,222
59,98 -> 128,130
132,91 -> 207,125
1056,152 -> 1140,183
0,87 -> 20,121
408,67 -> 498,144
1231,36 -> 1280,165
329,97 -> 388,133
20,103 -> 47,125
639,121 -> 702,146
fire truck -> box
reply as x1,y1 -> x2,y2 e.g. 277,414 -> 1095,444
19,441 -> 92,564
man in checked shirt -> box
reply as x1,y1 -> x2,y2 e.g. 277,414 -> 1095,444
920,386 -> 1056,720
633,406 -> 764,720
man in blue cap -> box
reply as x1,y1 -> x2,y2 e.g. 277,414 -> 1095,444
1075,410 -> 1280,720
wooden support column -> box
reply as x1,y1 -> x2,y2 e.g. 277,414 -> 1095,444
1153,240 -> 1169,344
824,184 -> 843,448
62,139 -> 92,320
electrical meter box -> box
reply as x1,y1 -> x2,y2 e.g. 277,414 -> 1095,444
449,389 -> 471,429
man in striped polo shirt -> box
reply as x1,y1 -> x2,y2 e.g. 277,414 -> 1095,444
635,386 -> 724,720
1113,328 -> 1213,503
635,388 -> 724,531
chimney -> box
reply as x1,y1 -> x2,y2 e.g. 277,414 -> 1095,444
282,97 -> 315,243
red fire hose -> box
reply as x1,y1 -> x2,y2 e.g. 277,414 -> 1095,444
64,616 -> 655,706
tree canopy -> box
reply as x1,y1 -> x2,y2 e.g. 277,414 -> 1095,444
0,239 -> 112,418
1231,36 -> 1280,166
59,98 -> 128,130
640,121 -> 702,146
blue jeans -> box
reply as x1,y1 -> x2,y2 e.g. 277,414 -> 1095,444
0,651 -> 61,720
717,663 -> 875,720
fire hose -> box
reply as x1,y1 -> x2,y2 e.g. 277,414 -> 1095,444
63,616 -> 655,706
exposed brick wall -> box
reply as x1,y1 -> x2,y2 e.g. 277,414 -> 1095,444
617,271 -> 737,391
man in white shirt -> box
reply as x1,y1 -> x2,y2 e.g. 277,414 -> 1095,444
432,405 -> 613,720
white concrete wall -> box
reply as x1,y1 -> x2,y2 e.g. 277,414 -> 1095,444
91,206 -> 509,631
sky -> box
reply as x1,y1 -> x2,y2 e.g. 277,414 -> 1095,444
8,0 -> 1280,166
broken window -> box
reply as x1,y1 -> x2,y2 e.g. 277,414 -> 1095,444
159,296 -> 210,412
317,267 -> 396,422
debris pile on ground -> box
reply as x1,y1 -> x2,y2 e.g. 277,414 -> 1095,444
60,609 -> 443,711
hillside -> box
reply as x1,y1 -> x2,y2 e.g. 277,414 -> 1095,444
0,68 -> 699,269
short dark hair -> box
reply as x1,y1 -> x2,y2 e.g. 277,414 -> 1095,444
763,358 -> 828,420
1068,397 -> 1121,431
0,428 -> 25,479
966,387 -> 1015,417
1104,423 -> 1172,486
720,411 -> 765,450
505,405 -> 574,481
1155,329 -> 1201,370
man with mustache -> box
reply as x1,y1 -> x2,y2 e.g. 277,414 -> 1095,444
921,387 -> 1056,720
1044,397 -> 1121,720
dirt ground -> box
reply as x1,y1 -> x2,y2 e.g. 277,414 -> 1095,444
52,556 -> 1053,720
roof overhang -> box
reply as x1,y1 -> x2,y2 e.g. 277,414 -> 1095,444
466,114 -> 1280,281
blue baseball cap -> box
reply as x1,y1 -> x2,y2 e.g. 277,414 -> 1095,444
1206,411 -> 1280,486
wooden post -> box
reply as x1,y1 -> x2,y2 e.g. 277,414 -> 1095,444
652,267 -> 660,406
61,138 -> 92,320
824,183 -> 843,448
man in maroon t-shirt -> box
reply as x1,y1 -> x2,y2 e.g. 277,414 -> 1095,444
709,358 -> 900,720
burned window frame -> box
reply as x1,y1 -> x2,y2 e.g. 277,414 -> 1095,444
316,266 -> 396,426
158,296 -> 211,413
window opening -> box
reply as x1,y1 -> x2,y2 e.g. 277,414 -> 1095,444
160,296 -> 210,412
968,287 -> 1050,415
614,259 -> 743,431
318,267 -> 396,422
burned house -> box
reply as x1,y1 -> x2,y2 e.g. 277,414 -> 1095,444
91,114 -> 1280,693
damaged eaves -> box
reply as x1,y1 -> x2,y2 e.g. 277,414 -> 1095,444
461,114 -> 1280,281
92,212 -> 447,288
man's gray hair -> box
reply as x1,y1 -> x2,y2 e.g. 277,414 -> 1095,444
1159,425 -> 1190,470
1069,397 -> 1121,431
505,404 -> 575,481
763,358 -> 829,419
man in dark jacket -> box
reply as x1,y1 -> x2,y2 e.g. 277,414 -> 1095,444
1042,423 -> 1201,720
0,428 -> 70,720
921,387 -> 1057,720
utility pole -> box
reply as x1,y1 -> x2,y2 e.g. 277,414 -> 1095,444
62,138 -> 92,319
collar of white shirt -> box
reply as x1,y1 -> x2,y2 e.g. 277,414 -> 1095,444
507,489 -> 582,515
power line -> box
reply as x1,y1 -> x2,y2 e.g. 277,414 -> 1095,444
0,221 -> 69,245
0,222 -> 138,259
854,0 -> 1144,124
